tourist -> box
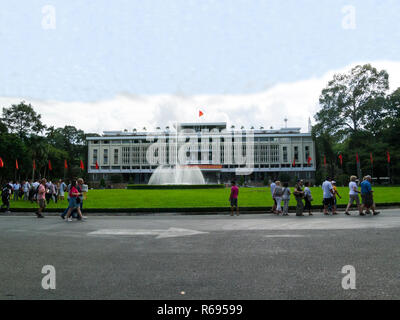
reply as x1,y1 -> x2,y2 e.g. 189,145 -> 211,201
272,180 -> 283,214
65,180 -> 86,222
270,179 -> 277,214
35,178 -> 47,218
22,180 -> 30,201
13,181 -> 20,201
331,181 -> 341,214
1,183 -> 12,213
344,176 -> 362,216
360,175 -> 380,216
303,181 -> 313,216
59,179 -> 66,201
322,177 -> 336,215
282,182 -> 291,216
31,180 -> 40,202
293,179 -> 305,216
229,180 -> 239,216
77,178 -> 85,213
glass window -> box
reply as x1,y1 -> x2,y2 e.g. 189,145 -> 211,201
103,149 -> 108,165
114,149 -> 119,164
283,146 -> 288,162
93,149 -> 98,164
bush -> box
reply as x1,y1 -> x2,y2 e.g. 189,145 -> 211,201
99,178 -> 106,188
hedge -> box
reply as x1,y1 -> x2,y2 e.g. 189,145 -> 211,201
126,184 -> 225,190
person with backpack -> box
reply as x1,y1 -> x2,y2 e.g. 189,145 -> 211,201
293,179 -> 305,216
65,180 -> 86,222
1,184 -> 12,213
281,182 -> 291,216
272,181 -> 284,215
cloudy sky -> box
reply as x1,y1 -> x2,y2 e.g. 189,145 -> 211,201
1,0 -> 400,133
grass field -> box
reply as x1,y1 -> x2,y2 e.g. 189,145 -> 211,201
6,186 -> 400,209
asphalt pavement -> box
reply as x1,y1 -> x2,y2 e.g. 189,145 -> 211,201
1,209 -> 399,300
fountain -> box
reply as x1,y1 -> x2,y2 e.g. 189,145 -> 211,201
148,165 -> 205,185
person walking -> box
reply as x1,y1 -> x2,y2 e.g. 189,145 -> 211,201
303,181 -> 313,216
22,180 -> 30,201
272,181 -> 284,214
270,180 -> 277,214
35,178 -> 47,218
322,177 -> 336,215
331,181 -> 341,214
59,179 -> 66,201
13,181 -> 20,201
229,181 -> 239,216
1,184 -> 12,213
293,179 -> 305,216
344,176 -> 362,215
65,180 -> 86,222
360,175 -> 380,216
282,182 -> 291,216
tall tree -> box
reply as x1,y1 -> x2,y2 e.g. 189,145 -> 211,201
315,64 -> 389,139
1,101 -> 46,138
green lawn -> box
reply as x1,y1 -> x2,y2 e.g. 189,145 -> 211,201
7,186 -> 400,209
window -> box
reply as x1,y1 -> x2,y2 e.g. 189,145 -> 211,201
114,149 -> 119,164
93,149 -> 98,164
294,146 -> 299,161
122,147 -> 130,165
103,149 -> 108,165
283,146 -> 288,162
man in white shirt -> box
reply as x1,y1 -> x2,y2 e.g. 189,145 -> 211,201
322,177 -> 335,215
13,182 -> 20,201
344,175 -> 362,216
270,180 -> 277,213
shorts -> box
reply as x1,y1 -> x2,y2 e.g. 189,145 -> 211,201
323,197 -> 334,206
362,193 -> 373,207
68,197 -> 78,209
38,199 -> 46,209
349,194 -> 360,205
230,198 -> 238,207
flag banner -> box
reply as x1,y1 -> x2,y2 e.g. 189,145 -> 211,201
199,110 -> 204,117
307,156 -> 312,165
64,159 -> 68,169
95,161 -> 99,169
33,160 -> 36,170
80,160 -> 85,170
387,151 -> 391,163
323,155 -> 326,166
0,157 -> 4,168
48,160 -> 52,171
16,159 -> 19,170
292,158 -> 296,167
338,154 -> 343,166
370,153 -> 373,164
356,153 -> 359,163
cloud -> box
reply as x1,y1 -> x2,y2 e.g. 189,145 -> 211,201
1,60 -> 400,134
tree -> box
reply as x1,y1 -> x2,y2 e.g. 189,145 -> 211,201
1,101 -> 46,137
315,64 -> 389,139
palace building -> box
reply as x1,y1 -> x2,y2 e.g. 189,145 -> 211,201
86,122 -> 316,184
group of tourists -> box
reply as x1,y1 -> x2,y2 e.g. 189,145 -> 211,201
229,175 -> 380,216
1,178 -> 87,222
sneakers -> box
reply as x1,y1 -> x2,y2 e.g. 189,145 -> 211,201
373,211 -> 380,216
67,217 -> 73,222
344,211 -> 350,215
360,213 -> 365,216
81,215 -> 88,219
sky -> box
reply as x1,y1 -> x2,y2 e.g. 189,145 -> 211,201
1,0 -> 400,133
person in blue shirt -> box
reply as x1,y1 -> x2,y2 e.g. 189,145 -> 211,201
360,176 -> 380,216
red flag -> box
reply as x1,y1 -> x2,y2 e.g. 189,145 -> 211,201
95,161 -> 99,169
323,155 -> 326,166
0,157 -> 4,168
292,158 -> 296,167
307,156 -> 312,165
338,154 -> 343,166
33,160 -> 36,170
80,160 -> 85,170
356,153 -> 359,163
64,159 -> 68,169
199,110 -> 204,117
48,160 -> 52,171
370,153 -> 373,165
16,159 -> 19,170
387,151 -> 391,163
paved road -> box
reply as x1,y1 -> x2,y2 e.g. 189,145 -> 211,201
1,209 -> 400,299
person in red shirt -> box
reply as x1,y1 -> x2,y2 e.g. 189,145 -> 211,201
229,181 -> 239,216
65,180 -> 85,222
